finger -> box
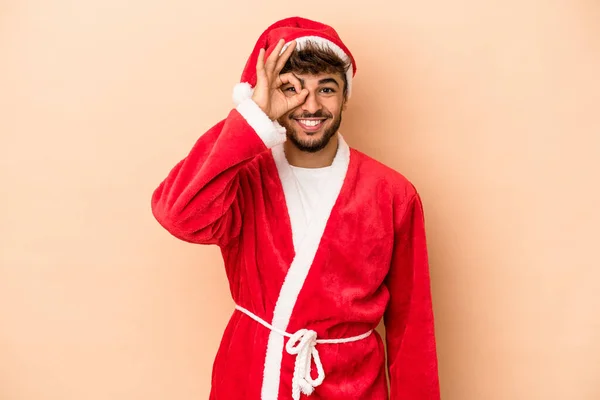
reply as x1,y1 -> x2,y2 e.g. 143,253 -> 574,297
265,39 -> 286,76
256,48 -> 265,72
255,48 -> 268,85
278,72 -> 303,93
274,40 -> 296,75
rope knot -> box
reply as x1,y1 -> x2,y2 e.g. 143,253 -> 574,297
285,329 -> 325,400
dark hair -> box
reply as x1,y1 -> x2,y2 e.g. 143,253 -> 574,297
280,41 -> 351,98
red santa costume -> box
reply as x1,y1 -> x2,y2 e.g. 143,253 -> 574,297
151,16 -> 440,400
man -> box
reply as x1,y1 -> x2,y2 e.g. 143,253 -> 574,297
152,17 -> 440,400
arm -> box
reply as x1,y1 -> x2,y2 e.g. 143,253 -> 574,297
151,100 -> 285,246
151,38 -> 308,247
384,192 -> 441,399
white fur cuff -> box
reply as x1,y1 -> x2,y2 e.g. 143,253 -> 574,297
236,98 -> 287,148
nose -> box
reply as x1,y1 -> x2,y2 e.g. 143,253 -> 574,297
301,91 -> 322,114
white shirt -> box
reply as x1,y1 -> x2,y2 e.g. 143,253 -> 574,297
288,165 -> 333,248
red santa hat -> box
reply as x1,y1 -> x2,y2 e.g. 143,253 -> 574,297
233,17 -> 357,106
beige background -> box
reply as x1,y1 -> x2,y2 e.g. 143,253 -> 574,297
1,0 -> 599,399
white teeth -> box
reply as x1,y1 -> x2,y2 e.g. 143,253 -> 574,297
299,120 -> 322,127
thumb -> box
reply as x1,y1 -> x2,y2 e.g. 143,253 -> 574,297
288,89 -> 309,109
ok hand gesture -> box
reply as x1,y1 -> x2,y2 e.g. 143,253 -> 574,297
252,39 -> 308,121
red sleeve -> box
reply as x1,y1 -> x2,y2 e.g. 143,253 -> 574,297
384,192 -> 441,399
151,106 -> 280,246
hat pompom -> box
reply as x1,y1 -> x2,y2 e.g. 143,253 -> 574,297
233,82 -> 254,106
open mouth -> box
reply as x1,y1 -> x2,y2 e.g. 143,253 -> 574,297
294,118 -> 328,133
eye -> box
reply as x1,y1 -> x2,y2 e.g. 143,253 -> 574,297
321,87 -> 336,93
284,87 -> 296,92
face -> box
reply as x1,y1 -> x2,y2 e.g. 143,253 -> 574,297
277,72 -> 346,153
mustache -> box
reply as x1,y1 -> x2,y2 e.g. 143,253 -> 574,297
289,110 -> 332,119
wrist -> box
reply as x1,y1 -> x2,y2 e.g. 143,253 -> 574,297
236,98 -> 287,148
251,97 -> 274,121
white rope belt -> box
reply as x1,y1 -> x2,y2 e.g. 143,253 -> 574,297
235,305 -> 373,400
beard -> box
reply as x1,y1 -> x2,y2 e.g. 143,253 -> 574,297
278,109 -> 343,153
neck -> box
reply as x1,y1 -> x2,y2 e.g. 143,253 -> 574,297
284,134 -> 340,168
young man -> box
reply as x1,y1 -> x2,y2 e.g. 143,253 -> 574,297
152,17 -> 440,400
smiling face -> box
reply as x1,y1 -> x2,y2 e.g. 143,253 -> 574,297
278,72 -> 346,153
277,40 -> 350,153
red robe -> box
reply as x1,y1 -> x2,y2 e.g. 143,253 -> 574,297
151,98 -> 440,399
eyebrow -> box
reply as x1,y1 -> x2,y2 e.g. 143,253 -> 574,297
292,75 -> 341,88
318,78 -> 340,87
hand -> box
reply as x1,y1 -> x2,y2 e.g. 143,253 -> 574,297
252,39 -> 309,121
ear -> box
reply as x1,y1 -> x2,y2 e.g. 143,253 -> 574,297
342,97 -> 348,111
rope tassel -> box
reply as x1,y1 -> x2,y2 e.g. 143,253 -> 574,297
286,329 -> 325,399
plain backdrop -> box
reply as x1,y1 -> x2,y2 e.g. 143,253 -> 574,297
1,1 -> 599,399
